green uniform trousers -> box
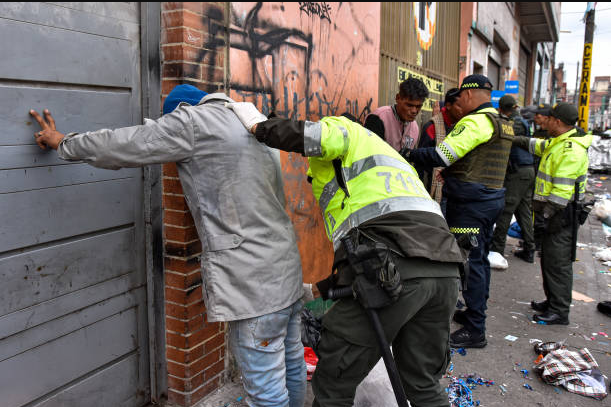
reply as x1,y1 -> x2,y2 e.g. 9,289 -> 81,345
540,212 -> 575,318
491,165 -> 536,253
311,269 -> 459,407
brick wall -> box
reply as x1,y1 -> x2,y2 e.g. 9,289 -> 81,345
161,2 -> 228,406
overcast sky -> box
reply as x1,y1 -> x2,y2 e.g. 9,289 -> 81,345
556,2 -> 611,93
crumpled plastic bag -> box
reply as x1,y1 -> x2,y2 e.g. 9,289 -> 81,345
304,346 -> 318,381
488,251 -> 508,269
353,357 -> 404,407
594,248 -> 611,262
507,221 -> 523,239
592,199 -> 611,222
301,307 -> 322,351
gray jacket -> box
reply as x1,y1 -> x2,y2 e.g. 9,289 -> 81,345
58,93 -> 303,321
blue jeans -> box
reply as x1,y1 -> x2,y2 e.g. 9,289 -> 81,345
229,300 -> 306,407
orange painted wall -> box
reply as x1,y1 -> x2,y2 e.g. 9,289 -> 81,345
228,2 -> 381,283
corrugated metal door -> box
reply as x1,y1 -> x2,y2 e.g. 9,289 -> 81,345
0,3 -> 150,406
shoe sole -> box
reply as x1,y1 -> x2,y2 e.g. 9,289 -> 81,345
450,340 -> 487,349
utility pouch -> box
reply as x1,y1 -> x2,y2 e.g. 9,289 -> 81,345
342,231 -> 402,309
316,271 -> 338,301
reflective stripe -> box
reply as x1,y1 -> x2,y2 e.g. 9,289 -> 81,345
318,178 -> 340,213
547,193 -> 570,206
449,227 -> 480,234
318,155 -> 419,213
537,171 -> 587,186
436,142 -> 458,166
337,126 -> 349,156
528,138 -> 537,154
304,121 -> 322,157
331,196 -> 443,249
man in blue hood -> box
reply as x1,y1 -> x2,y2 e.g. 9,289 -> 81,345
30,85 -> 307,407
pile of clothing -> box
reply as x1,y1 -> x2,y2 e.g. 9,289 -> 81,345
534,343 -> 607,400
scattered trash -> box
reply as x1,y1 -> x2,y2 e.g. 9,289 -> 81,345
537,320 -> 547,325
520,369 -> 530,379
353,357 -> 397,407
446,377 -> 479,407
301,307 -> 322,350
304,347 -> 318,381
529,339 -> 543,345
535,347 -> 608,400
220,396 -> 244,407
451,347 -> 467,356
504,335 -> 518,342
507,221 -> 523,239
523,383 -> 534,391
534,341 -> 566,356
594,247 -> 611,262
499,384 -> 508,395
553,387 -> 562,394
488,251 -> 508,269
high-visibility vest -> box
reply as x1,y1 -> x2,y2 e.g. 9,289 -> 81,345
527,128 -> 592,206
304,116 -> 444,249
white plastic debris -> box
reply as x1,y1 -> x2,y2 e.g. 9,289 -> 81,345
488,251 -> 508,269
594,248 -> 611,262
353,357 -> 404,407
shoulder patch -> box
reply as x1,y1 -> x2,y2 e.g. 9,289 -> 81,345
451,124 -> 466,137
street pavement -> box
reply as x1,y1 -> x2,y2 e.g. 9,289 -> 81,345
196,172 -> 611,407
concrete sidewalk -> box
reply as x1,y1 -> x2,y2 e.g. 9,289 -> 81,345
196,173 -> 611,407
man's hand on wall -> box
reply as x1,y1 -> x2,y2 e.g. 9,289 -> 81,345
29,109 -> 65,150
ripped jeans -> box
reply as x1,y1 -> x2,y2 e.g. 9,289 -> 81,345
228,300 -> 306,407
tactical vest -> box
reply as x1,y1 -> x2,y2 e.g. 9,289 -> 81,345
444,112 -> 515,189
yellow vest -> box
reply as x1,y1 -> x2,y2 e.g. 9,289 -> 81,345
527,128 -> 592,206
304,116 -> 444,248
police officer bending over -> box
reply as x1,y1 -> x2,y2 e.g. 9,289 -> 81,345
227,102 -> 464,407
409,75 -> 514,349
513,103 -> 592,325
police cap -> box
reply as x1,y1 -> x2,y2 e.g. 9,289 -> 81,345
499,94 -> 517,110
459,74 -> 493,92
550,103 -> 579,125
534,103 -> 552,116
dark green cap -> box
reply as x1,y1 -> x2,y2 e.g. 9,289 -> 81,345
550,102 -> 579,125
499,94 -> 517,110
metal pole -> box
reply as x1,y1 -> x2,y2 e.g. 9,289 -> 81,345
578,7 -> 596,130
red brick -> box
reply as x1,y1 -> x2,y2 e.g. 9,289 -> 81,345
204,359 -> 225,381
162,62 -> 202,81
162,2 -> 184,12
165,269 -> 202,291
165,256 -> 200,273
166,343 -> 204,364
191,348 -> 221,374
165,300 -> 205,320
167,389 -> 186,406
162,44 -> 206,64
164,209 -> 195,227
167,360 -> 188,377
188,322 -> 220,346
204,332 -> 225,353
163,177 -> 184,195
162,10 -> 185,29
163,194 -> 189,211
164,224 -> 200,242
162,79 -> 183,96
202,66 -> 224,84
165,239 -> 202,257
165,286 -> 203,305
163,162 -> 179,177
165,313 -> 204,333
168,370 -> 205,393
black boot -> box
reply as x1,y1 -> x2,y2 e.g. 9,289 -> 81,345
514,249 -> 535,263
533,311 -> 569,325
531,300 -> 549,312
450,327 -> 487,348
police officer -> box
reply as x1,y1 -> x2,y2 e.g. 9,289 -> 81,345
226,102 -> 464,407
531,104 -> 553,251
513,103 -> 591,324
409,74 -> 514,348
490,95 -> 536,263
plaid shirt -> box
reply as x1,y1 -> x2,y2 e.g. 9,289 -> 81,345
535,348 -> 607,400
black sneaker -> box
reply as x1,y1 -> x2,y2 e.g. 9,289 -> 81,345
514,249 -> 535,263
531,300 -> 549,312
450,327 -> 487,348
597,301 -> 611,317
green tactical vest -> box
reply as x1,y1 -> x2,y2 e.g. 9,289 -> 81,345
444,111 -> 515,189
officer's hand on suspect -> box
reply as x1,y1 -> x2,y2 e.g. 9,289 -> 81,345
29,109 -> 65,150
225,102 -> 267,134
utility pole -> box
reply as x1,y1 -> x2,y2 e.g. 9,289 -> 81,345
577,5 -> 596,131
573,61 -> 579,104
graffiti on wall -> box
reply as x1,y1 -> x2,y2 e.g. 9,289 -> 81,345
189,2 -> 380,281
